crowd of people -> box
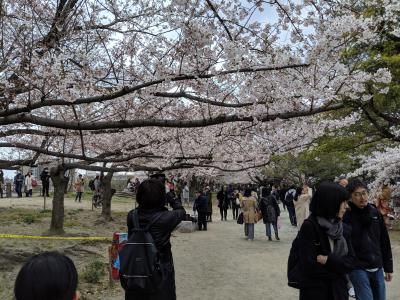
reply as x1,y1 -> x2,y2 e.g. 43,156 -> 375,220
11,175 -> 396,300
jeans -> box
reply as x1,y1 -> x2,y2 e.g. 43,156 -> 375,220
265,223 -> 278,237
349,268 -> 386,300
232,206 -> 239,219
287,205 -> 297,226
16,183 -> 22,197
75,192 -> 83,202
244,223 -> 254,240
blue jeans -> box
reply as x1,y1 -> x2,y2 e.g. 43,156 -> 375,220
349,268 -> 385,300
265,223 -> 278,237
244,223 -> 254,240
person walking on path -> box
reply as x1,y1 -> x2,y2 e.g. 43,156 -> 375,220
126,179 -> 186,300
0,169 -> 4,198
24,171 -> 33,197
226,185 -> 235,219
375,184 -> 392,229
344,179 -> 393,300
241,188 -> 258,241
231,190 -> 240,220
40,167 -> 51,197
285,186 -> 297,226
14,170 -> 24,198
217,186 -> 229,221
297,182 -> 355,300
194,190 -> 208,230
74,174 -> 85,202
205,186 -> 213,222
295,185 -> 312,229
181,182 -> 190,207
260,188 -> 280,241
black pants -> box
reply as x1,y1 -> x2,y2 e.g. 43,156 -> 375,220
42,182 -> 50,197
198,212 -> 207,230
287,205 -> 297,226
232,206 -> 239,219
75,192 -> 83,202
219,207 -> 227,220
125,260 -> 176,300
25,189 -> 32,197
206,212 -> 212,221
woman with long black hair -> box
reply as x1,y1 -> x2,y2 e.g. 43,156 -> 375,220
125,179 -> 186,300
297,182 -> 355,300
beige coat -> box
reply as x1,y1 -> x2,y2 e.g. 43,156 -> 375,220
74,178 -> 85,192
241,196 -> 258,224
294,194 -> 311,228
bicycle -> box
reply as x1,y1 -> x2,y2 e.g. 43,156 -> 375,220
92,192 -> 103,210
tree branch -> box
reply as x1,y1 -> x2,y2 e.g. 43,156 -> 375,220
0,103 -> 344,130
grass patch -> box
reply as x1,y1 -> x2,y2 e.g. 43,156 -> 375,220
0,208 -> 52,225
81,260 -> 106,284
22,214 -> 37,224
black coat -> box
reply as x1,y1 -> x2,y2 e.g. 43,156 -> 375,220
193,195 -> 208,213
297,216 -> 355,300
126,201 -> 186,300
217,190 -> 229,209
40,171 -> 50,184
343,202 -> 393,273
205,191 -> 213,213
259,196 -> 280,224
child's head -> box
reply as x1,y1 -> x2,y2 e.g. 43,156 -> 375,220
15,251 -> 79,300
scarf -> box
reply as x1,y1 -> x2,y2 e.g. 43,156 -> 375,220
317,217 -> 348,257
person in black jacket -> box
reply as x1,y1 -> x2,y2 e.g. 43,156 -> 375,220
344,179 -> 393,300
260,188 -> 280,241
194,190 -> 208,230
40,167 -> 50,197
126,179 -> 186,300
217,187 -> 228,221
205,186 -> 213,222
298,182 -> 355,300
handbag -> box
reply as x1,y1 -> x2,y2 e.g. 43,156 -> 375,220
31,178 -> 38,188
255,211 -> 263,223
237,212 -> 244,224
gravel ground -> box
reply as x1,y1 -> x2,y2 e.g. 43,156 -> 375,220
0,197 -> 399,300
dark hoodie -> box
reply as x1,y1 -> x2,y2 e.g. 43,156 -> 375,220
343,201 -> 393,273
126,199 -> 185,300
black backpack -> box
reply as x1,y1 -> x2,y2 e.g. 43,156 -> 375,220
287,217 -> 323,289
119,210 -> 164,293
284,192 -> 294,204
88,179 -> 95,191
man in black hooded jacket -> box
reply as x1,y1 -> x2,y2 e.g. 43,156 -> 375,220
343,179 -> 393,300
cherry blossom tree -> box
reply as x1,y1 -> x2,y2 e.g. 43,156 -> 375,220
0,0 -> 398,232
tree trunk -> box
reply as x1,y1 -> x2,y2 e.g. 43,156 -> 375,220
101,171 -> 114,221
67,169 -> 76,192
49,166 -> 69,234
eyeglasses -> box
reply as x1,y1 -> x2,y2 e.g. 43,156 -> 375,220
353,191 -> 368,198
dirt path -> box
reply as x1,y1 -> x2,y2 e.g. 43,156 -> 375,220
0,198 -> 399,299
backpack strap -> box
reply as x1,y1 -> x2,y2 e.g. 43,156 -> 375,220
304,216 -> 326,253
131,209 -> 164,232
